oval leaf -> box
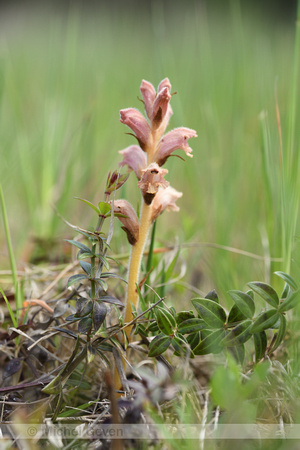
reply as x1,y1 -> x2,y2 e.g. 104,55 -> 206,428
221,320 -> 252,346
269,314 -> 287,353
67,274 -> 88,288
192,298 -> 226,329
250,309 -> 280,334
254,331 -> 267,362
205,289 -> 219,303
172,334 -> 193,357
187,332 -> 201,350
247,282 -> 279,308
228,304 -> 247,325
93,302 -> 107,331
78,317 -> 93,334
228,290 -> 255,319
193,329 -> 225,355
156,307 -> 176,336
274,271 -> 298,291
278,289 -> 300,313
176,311 -> 195,325
75,300 -> 93,318
148,334 -> 172,357
178,318 -> 207,334
98,201 -> 111,216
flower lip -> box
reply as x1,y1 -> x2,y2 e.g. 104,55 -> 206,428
137,163 -> 169,205
151,186 -> 183,222
120,108 -> 151,150
119,145 -> 147,179
155,127 -> 198,166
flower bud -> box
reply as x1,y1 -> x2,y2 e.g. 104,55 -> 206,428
112,199 -> 139,245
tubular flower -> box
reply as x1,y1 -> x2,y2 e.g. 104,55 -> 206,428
137,163 -> 169,205
119,145 -> 147,179
140,78 -> 173,134
112,199 -> 139,245
120,108 -> 151,150
155,127 -> 198,166
151,186 -> 183,222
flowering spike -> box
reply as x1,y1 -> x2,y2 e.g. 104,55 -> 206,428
119,145 -> 147,179
151,186 -> 183,222
155,127 -> 197,166
137,163 -> 169,205
120,108 -> 151,150
112,199 -> 139,245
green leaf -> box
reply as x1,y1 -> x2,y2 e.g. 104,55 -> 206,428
228,344 -> 245,365
79,261 -> 92,276
274,271 -> 298,291
98,295 -> 124,307
192,298 -> 226,329
155,307 -> 176,335
78,317 -> 93,334
278,289 -> 300,312
98,201 -> 111,216
247,282 -> 279,308
67,274 -> 88,288
77,251 -> 94,260
193,329 -> 225,355
148,334 -> 172,357
172,334 -> 193,357
205,289 -> 219,303
269,315 -> 287,353
228,290 -> 255,319
227,304 -> 247,325
147,321 -> 160,332
187,332 -> 201,350
74,197 -> 100,214
254,331 -> 267,362
178,318 -> 207,334
176,311 -> 195,325
221,320 -> 252,346
250,309 -> 280,334
65,239 -> 92,254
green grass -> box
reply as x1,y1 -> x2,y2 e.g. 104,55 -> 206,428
0,1 -> 299,299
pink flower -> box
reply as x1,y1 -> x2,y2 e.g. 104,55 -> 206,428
119,145 -> 147,179
120,108 -> 151,150
151,186 -> 183,222
112,199 -> 139,245
137,163 -> 169,205
155,127 -> 197,166
140,78 -> 173,132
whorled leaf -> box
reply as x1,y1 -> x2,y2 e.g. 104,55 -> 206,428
187,331 -> 201,350
227,290 -> 255,319
250,309 -> 280,334
176,311 -> 195,325
67,274 -> 88,288
247,281 -> 279,308
79,261 -> 92,276
75,300 -> 93,318
221,319 -> 252,347
78,317 -> 93,334
193,329 -> 225,355
268,314 -> 287,354
148,333 -> 172,357
155,307 -> 176,336
65,239 -> 92,254
93,302 -> 107,331
278,289 -> 300,313
172,334 -> 194,358
178,318 -> 207,334
228,344 -> 245,365
227,303 -> 247,325
192,298 -> 226,329
274,271 -> 298,291
98,295 -> 124,307
254,331 -> 267,362
205,289 -> 219,303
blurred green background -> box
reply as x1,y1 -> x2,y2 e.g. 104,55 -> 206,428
1,0 -> 300,302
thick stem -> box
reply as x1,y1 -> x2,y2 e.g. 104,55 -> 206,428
124,201 -> 152,337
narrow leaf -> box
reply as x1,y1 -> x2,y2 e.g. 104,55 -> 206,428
178,318 -> 207,334
156,307 -> 176,335
274,271 -> 298,291
65,239 -> 92,254
67,274 -> 88,288
193,329 -> 225,355
221,320 -> 252,346
74,197 -> 100,214
228,290 -> 255,319
278,289 -> 300,312
248,282 -> 279,308
79,261 -> 92,276
172,334 -> 193,357
148,334 -> 172,357
250,309 -> 280,334
98,295 -> 124,307
227,303 -> 247,325
93,302 -> 107,331
192,298 -> 226,329
254,331 -> 267,362
269,315 -> 287,353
